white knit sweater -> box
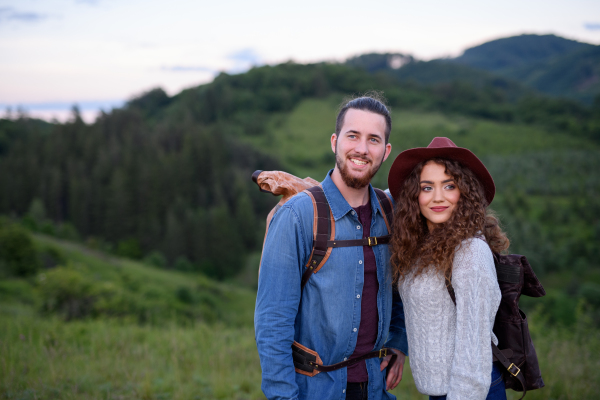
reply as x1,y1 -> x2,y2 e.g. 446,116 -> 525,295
398,238 -> 501,400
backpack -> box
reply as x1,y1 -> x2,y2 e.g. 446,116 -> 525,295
446,242 -> 546,399
252,170 -> 396,376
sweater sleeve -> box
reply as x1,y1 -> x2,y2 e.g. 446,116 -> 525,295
446,239 -> 496,400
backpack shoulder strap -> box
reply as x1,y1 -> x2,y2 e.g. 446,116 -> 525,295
373,188 -> 394,234
301,186 -> 335,290
445,270 -> 527,399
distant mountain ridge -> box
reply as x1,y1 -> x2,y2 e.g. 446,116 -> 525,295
346,34 -> 600,104
453,34 -> 593,72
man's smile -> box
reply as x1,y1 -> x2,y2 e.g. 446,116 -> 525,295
350,157 -> 369,166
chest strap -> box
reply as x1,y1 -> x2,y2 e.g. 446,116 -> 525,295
300,186 -> 393,291
327,235 -> 391,248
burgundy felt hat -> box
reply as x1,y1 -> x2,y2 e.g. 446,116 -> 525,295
387,137 -> 495,205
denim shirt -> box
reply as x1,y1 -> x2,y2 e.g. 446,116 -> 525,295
254,170 -> 408,400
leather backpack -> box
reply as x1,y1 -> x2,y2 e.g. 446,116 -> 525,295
446,242 -> 546,399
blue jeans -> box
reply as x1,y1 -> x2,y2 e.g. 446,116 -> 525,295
429,363 -> 507,400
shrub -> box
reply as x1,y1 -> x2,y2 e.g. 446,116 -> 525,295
38,246 -> 66,269
38,267 -> 97,320
116,238 -> 142,259
580,283 -> 600,309
173,256 -> 194,272
0,224 -> 41,277
143,250 -> 167,268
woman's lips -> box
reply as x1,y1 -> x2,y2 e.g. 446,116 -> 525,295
430,206 -> 449,212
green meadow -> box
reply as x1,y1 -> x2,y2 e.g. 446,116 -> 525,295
1,233 -> 599,400
2,92 -> 600,399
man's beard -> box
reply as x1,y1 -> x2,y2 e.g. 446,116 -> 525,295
335,147 -> 383,190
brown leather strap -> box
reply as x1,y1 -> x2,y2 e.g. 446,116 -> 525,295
445,280 -> 527,399
327,235 -> 391,248
301,186 -> 332,291
492,342 -> 527,399
292,343 -> 396,373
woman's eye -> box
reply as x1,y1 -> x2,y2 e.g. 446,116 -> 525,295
421,186 -> 432,192
445,184 -> 456,190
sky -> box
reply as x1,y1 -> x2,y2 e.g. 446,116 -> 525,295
1,0 -> 599,122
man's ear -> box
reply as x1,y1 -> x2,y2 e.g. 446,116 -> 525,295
331,133 -> 337,153
383,143 -> 392,162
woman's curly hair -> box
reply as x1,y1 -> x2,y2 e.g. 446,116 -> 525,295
390,158 -> 510,284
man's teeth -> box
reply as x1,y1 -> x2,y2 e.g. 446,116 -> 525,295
351,159 -> 367,165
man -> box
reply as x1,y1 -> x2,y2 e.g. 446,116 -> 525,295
255,96 -> 408,400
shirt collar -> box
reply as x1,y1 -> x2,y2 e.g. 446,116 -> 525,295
321,169 -> 383,222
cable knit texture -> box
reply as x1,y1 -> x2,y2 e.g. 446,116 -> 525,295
398,238 -> 501,400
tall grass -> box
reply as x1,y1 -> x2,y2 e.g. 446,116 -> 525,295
1,308 -> 261,400
2,305 -> 599,400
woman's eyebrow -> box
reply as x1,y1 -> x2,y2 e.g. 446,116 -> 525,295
419,179 -> 455,184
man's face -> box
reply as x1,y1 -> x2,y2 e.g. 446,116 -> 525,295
331,109 -> 392,189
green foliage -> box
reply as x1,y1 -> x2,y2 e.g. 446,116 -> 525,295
0,59 -> 599,282
173,256 -> 193,272
0,224 -> 40,277
38,266 -> 98,320
7,234 -> 257,327
116,237 -> 142,259
143,250 -> 167,268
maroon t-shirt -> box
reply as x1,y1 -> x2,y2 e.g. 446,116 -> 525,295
347,203 -> 380,383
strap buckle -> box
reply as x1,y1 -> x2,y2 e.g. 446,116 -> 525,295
507,363 -> 520,377
367,237 -> 377,246
379,348 -> 387,358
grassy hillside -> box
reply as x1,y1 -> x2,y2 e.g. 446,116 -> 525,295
1,229 -> 599,399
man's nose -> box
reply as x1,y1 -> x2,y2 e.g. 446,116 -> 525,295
354,138 -> 369,154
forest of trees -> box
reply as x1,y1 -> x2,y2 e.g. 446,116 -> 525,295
1,61 -> 599,281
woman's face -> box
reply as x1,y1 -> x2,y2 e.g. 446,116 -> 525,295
418,161 -> 461,231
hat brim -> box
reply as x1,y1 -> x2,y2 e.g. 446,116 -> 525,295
387,146 -> 495,205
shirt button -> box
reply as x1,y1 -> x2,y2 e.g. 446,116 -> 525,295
351,211 -> 356,215
356,225 -> 361,229
343,389 -> 346,393
344,357 -> 348,361
353,328 -> 357,332
357,294 -> 360,298
359,260 -> 363,264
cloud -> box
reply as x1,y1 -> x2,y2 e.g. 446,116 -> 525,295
226,48 -> 262,74
227,48 -> 262,64
161,65 -> 215,73
0,7 -> 47,22
0,100 -> 125,112
584,23 -> 600,31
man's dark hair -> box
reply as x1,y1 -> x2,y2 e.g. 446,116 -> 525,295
335,93 -> 392,143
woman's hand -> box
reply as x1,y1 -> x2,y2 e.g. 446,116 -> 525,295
380,348 -> 406,391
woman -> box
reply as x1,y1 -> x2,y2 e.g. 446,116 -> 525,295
387,137 -> 509,400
